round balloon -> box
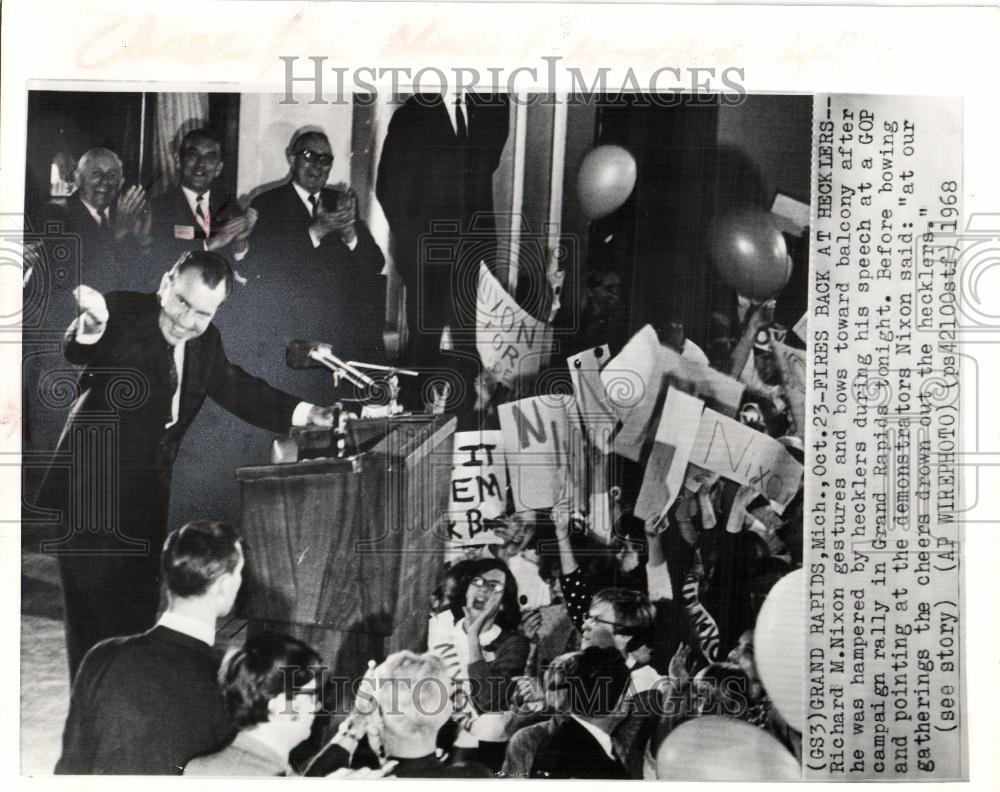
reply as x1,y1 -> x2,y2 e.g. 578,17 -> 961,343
754,568 -> 804,731
577,145 -> 637,220
709,208 -> 791,301
656,716 -> 800,781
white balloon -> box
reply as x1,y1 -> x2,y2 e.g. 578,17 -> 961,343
577,145 -> 637,220
754,568 -> 805,731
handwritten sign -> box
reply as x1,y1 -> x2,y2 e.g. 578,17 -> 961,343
442,430 -> 508,545
689,408 -> 804,512
771,336 -> 807,439
499,394 -> 572,512
634,388 -> 705,522
476,262 -> 551,387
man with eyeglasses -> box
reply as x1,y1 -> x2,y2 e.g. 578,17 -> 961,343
36,250 -> 339,679
236,129 -> 387,404
147,128 -> 256,276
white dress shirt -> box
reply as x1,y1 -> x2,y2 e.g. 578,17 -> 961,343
291,181 -> 358,251
156,610 -> 215,646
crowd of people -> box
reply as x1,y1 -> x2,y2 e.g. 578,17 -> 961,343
29,94 -> 806,778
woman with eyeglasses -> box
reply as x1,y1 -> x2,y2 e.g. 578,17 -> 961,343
428,557 -> 529,773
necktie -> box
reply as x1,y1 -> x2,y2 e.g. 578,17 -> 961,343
308,194 -> 318,217
98,212 -> 111,236
195,194 -> 209,235
168,347 -> 179,395
455,96 -> 468,141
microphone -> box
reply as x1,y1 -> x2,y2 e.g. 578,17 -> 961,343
285,340 -> 375,387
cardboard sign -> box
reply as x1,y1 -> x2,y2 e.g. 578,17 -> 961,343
476,262 -> 551,387
689,408 -> 804,512
634,389 -> 705,522
603,325 -> 744,461
771,336 -> 807,439
568,345 -> 618,452
601,325 -> 668,461
499,395 -> 572,512
443,431 -> 508,545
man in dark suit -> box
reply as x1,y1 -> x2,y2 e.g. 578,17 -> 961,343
240,129 -> 386,403
530,646 -> 631,779
147,128 -> 256,275
56,521 -> 243,774
37,251 -> 336,678
42,147 -> 152,293
376,93 -> 509,376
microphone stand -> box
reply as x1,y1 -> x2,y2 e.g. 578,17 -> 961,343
307,348 -> 375,390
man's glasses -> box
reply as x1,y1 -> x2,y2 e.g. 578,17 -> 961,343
470,576 -> 504,593
294,149 -> 334,166
583,612 -> 623,630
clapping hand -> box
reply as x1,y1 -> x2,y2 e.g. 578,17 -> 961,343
207,208 -> 258,253
114,186 -> 151,242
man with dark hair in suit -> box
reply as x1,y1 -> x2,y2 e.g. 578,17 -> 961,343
56,520 -> 244,775
241,129 -> 386,403
38,250 -> 337,679
376,93 -> 509,378
530,646 -> 631,779
147,128 -> 257,273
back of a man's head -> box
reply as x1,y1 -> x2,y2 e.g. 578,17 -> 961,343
564,646 -> 631,719
161,520 -> 242,599
374,650 -> 453,742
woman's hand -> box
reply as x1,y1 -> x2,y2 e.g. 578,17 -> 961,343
464,588 -> 503,638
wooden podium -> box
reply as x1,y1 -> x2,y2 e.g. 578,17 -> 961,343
235,414 -> 456,679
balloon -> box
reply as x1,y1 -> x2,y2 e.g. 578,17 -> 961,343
754,568 -> 804,731
577,145 -> 637,220
656,716 -> 800,781
709,208 -> 791,301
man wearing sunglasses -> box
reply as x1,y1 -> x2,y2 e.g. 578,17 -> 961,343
237,129 -> 386,404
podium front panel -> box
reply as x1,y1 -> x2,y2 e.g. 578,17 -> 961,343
236,415 -> 455,675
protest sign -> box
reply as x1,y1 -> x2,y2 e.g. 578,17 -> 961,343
443,430 -> 507,545
568,345 -> 619,452
476,262 -> 551,387
634,388 -> 705,522
689,408 -> 803,512
499,394 -> 572,512
603,325 -> 745,461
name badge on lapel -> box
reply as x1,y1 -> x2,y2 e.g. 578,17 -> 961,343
173,225 -> 195,240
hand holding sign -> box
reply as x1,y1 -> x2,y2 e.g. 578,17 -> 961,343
72,285 -> 109,335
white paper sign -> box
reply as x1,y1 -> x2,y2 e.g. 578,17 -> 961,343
499,395 -> 572,512
476,262 -> 551,387
689,408 -> 804,511
568,345 -> 618,452
443,430 -> 507,545
603,325 -> 745,461
634,389 -> 706,522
